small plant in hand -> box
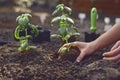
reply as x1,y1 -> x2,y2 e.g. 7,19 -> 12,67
57,42 -> 79,61
14,13 -> 39,52
51,4 -> 80,54
59,42 -> 77,54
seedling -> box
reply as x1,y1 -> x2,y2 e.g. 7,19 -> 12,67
85,7 -> 100,42
51,4 -> 80,43
51,4 -> 80,55
14,13 -> 39,52
59,42 -> 77,54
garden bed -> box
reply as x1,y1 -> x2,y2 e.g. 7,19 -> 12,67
0,38 -> 120,80
0,5 -> 120,80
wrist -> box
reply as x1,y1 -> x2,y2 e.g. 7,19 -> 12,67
88,41 -> 99,53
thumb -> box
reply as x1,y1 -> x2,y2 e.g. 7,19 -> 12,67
76,52 -> 85,62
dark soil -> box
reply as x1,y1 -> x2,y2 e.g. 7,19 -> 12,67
0,4 -> 120,80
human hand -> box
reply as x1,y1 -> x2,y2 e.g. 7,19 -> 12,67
103,40 -> 120,63
58,41 -> 96,62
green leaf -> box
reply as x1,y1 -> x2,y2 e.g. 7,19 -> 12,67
71,25 -> 78,32
66,17 -> 74,24
29,46 -> 37,50
64,34 -> 71,43
69,42 -> 77,46
22,18 -> 29,27
65,34 -> 71,39
51,17 -> 61,25
64,6 -> 72,15
60,15 -> 67,21
52,4 -> 64,16
14,26 -> 21,40
16,13 -> 32,27
29,24 -> 39,37
21,40 -> 28,49
72,33 -> 80,36
56,4 -> 64,9
52,9 -> 59,16
59,6 -> 64,11
59,21 -> 67,28
50,34 -> 61,39
60,47 -> 68,54
24,13 -> 32,17
16,16 -> 21,23
17,16 -> 29,27
26,35 -> 32,39
58,27 -> 67,37
19,40 -> 28,51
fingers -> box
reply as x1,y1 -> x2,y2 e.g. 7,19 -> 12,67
76,52 -> 85,62
117,59 -> 120,63
111,41 -> 120,51
103,54 -> 120,62
104,41 -> 120,62
58,41 -> 89,62
103,46 -> 120,62
103,46 -> 120,57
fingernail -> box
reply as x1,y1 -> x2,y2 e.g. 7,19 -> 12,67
102,53 -> 106,56
76,59 -> 80,62
102,54 -> 104,56
103,57 -> 106,60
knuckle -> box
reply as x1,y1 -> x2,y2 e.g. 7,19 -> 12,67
113,54 -> 120,61
117,40 -> 120,44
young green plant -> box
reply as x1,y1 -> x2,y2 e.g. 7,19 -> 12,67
59,42 -> 77,54
51,4 -> 80,54
14,13 -> 39,52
